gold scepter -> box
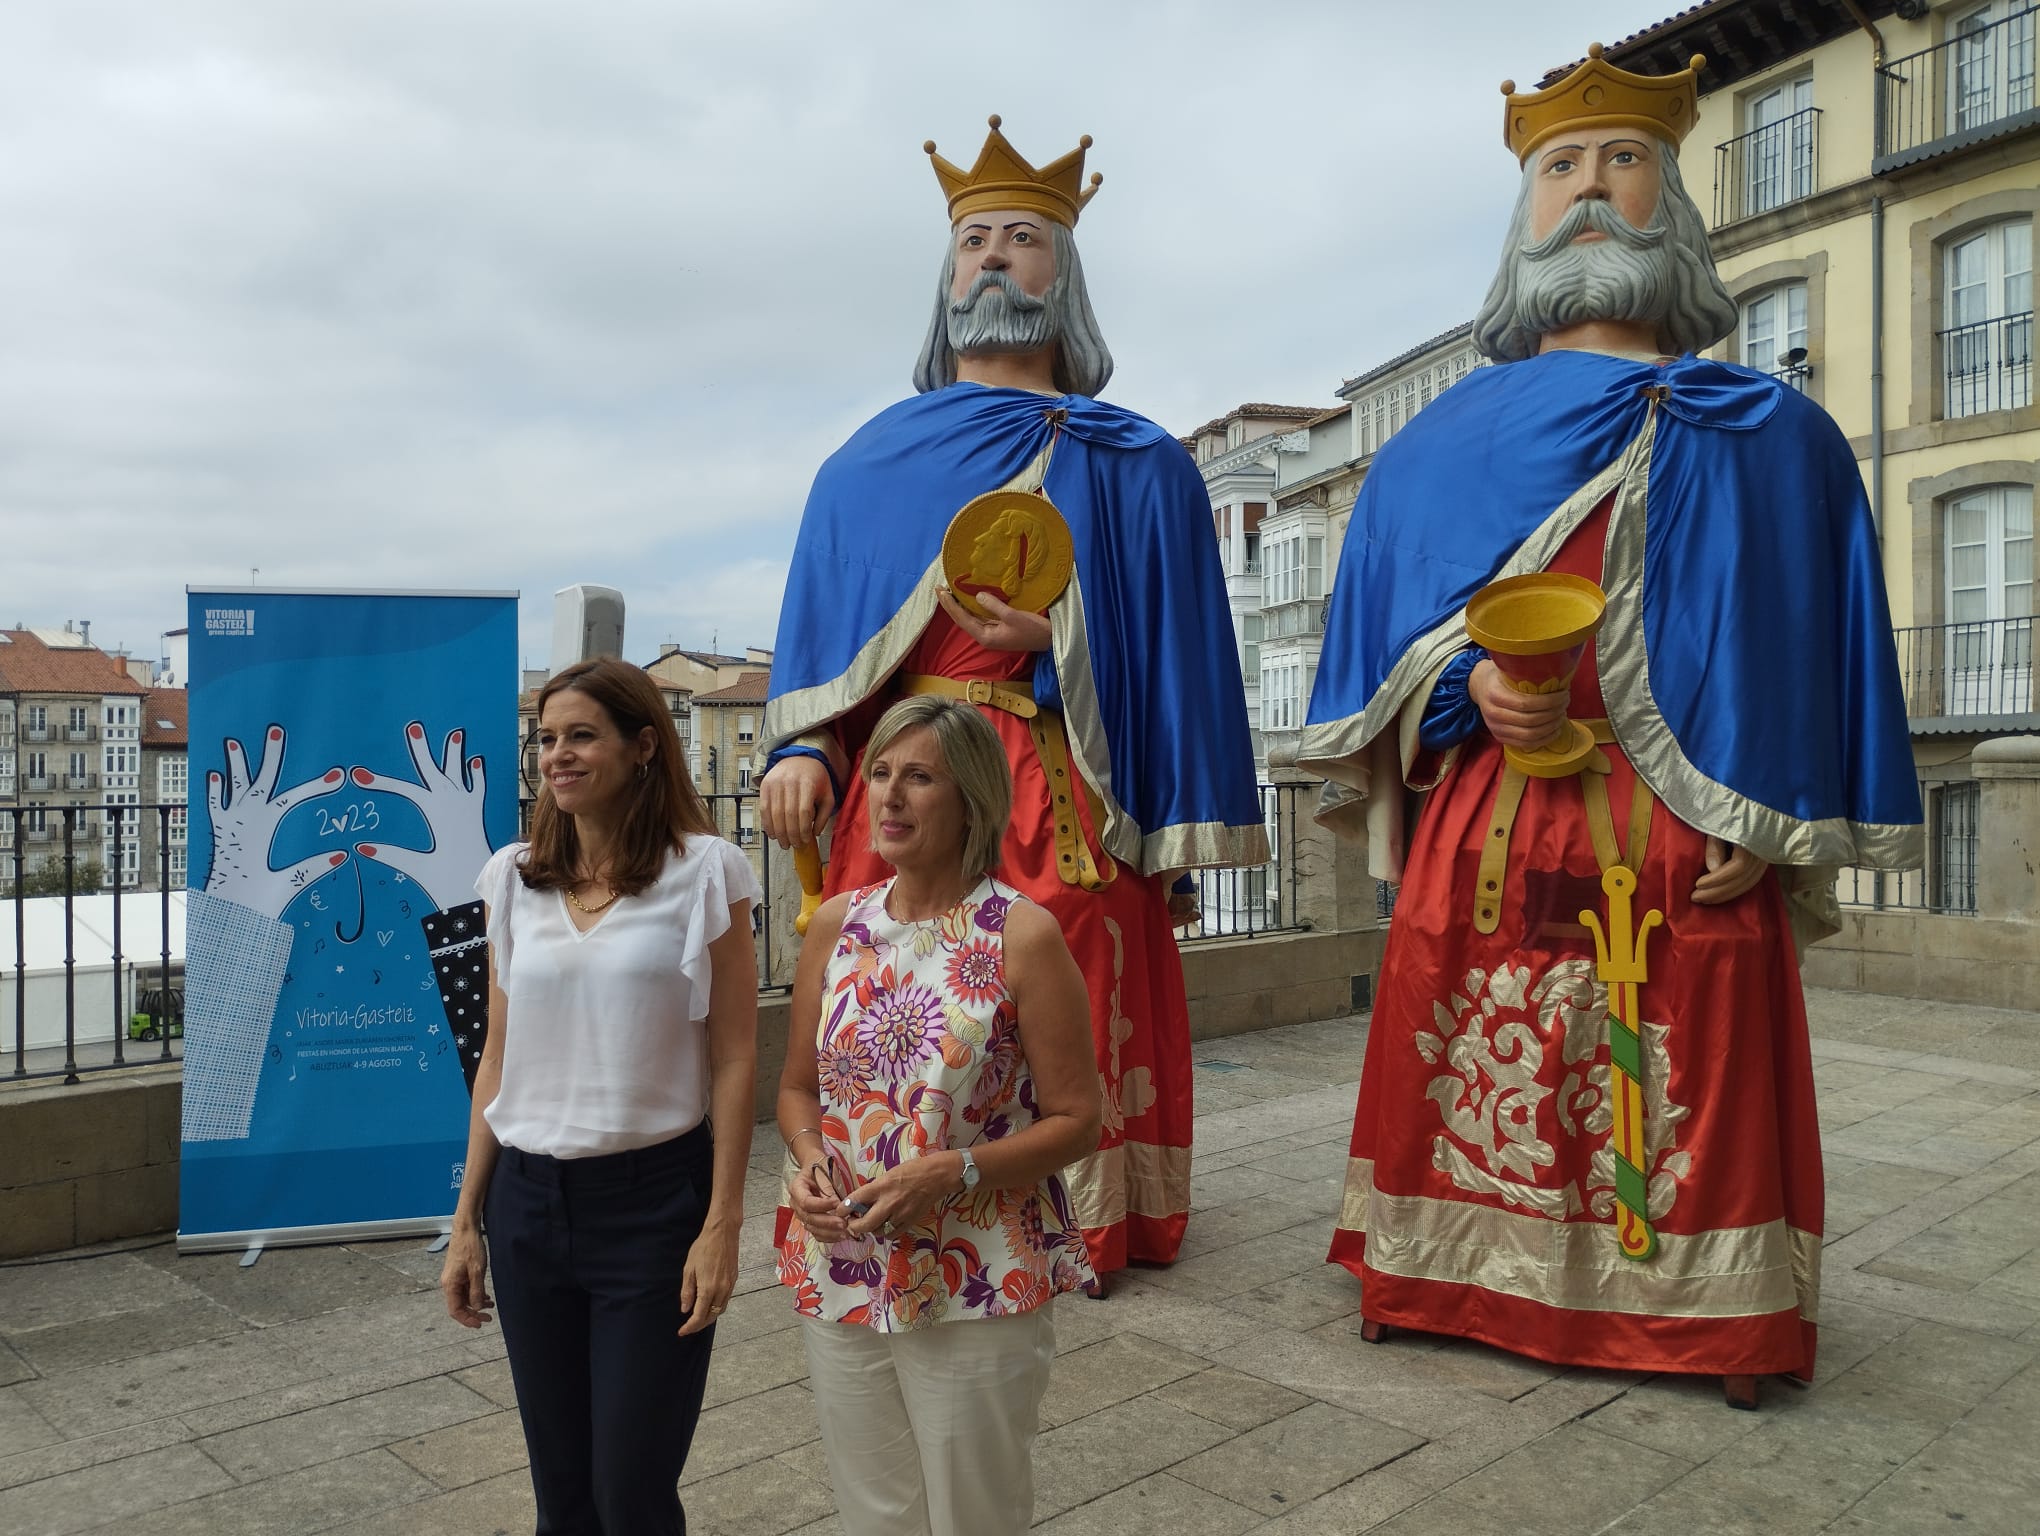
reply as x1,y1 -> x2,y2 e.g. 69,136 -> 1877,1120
1580,865 -> 1664,1262
793,842 -> 825,937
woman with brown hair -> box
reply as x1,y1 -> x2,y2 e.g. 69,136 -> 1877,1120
440,656 -> 759,1536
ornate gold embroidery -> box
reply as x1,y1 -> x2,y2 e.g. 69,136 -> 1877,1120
1095,917 -> 1154,1134
1420,956 -> 1690,1223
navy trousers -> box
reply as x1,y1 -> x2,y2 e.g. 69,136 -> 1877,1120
485,1125 -> 717,1536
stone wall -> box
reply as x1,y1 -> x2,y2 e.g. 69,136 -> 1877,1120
0,1064 -> 181,1260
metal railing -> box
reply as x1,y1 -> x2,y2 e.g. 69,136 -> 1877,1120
1940,311 -> 2033,418
1714,107 -> 1821,225
1876,5 -> 2039,169
11,777 -> 1340,1084
1892,616 -> 2036,721
1188,782 -> 1312,940
1838,778 -> 1978,915
6,803 -> 184,1084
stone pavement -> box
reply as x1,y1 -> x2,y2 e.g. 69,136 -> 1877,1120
2,986 -> 2037,1535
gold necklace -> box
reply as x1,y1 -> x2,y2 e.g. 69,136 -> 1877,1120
565,881 -> 619,914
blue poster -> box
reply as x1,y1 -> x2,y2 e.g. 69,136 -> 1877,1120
180,588 -> 518,1250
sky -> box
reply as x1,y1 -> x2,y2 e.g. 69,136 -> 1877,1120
0,0 -> 1659,676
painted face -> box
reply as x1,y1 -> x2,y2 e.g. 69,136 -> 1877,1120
866,724 -> 969,871
537,689 -> 651,822
950,210 -> 1058,301
1527,131 -> 1662,244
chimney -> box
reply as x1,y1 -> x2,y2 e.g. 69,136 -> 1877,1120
80,619 -> 92,645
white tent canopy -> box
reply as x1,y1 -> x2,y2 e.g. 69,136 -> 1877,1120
1,892 -> 187,1052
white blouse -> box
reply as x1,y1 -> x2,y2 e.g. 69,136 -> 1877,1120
474,837 -> 760,1159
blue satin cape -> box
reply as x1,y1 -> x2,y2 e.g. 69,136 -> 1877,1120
766,384 -> 1264,869
1298,351 -> 1922,867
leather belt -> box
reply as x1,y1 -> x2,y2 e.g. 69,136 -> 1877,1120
897,673 -> 1037,719
896,674 -> 1116,890
1473,718 -> 1653,935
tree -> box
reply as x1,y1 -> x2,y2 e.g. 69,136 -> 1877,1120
1,860 -> 109,899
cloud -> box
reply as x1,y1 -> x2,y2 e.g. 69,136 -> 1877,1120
0,0 -> 1651,668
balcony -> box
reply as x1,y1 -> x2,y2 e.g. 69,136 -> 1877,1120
1893,617 -> 2036,729
61,724 -> 98,744
1713,107 -> 1820,226
62,772 -> 99,792
23,775 -> 53,793
23,727 -> 50,743
1940,311 -> 2033,419
1876,5 -> 2039,173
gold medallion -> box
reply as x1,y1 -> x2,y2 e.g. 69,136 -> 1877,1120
940,490 -> 1075,621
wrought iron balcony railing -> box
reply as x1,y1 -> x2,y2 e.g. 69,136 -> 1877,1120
1940,311 -> 2033,418
1714,106 -> 1821,225
1892,616 -> 2036,723
1876,4 -> 2039,171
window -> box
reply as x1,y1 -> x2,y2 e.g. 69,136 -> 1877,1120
25,705 -> 47,738
1241,614 -> 1263,684
167,806 -> 188,847
158,757 -> 188,802
1243,531 -> 1260,575
1951,2 -> 2036,135
1945,484 -> 2034,713
1742,284 -> 1810,386
1743,75 -> 1815,214
737,714 -> 755,743
25,751 -> 47,787
1932,781 -> 1981,913
0,755 -> 13,795
737,755 -> 753,790
1943,219 -> 2032,418
738,802 -> 758,845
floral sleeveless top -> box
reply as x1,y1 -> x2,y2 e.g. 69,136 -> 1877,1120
777,874 -> 1095,1331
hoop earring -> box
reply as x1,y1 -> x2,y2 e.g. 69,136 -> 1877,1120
636,762 -> 648,781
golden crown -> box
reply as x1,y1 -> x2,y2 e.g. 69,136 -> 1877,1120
924,115 -> 1103,228
1501,44 -> 1706,162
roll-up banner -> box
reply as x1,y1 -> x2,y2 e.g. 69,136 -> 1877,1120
181,588 -> 518,1254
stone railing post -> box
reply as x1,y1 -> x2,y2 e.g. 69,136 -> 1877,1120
1972,735 -> 2040,922
1276,776 -> 1382,935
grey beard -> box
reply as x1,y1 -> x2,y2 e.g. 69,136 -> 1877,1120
1510,199 -> 1676,341
946,270 -> 1060,357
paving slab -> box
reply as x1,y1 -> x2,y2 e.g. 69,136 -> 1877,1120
196,1374 -> 495,1482
1170,1400 -> 1422,1516
9,985 -> 2040,1533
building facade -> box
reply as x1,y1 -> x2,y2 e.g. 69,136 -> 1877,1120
0,628 -> 150,892
689,671 -> 770,901
1595,0 -> 2036,917
1182,403 -> 1328,770
139,689 -> 189,891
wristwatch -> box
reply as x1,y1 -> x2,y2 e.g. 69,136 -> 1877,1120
958,1148 -> 980,1192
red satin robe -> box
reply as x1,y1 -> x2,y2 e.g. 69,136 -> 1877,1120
1327,500 -> 1823,1378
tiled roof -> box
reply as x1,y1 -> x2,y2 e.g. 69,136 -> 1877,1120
1180,403 -> 1323,443
0,630 -> 147,696
649,647 -> 752,668
1337,322 -> 1477,396
142,689 -> 189,747
693,672 -> 770,704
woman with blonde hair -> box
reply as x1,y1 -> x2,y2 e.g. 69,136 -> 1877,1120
777,694 -> 1099,1536
441,656 -> 759,1536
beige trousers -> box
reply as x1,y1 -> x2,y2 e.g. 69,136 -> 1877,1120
801,1306 -> 1057,1536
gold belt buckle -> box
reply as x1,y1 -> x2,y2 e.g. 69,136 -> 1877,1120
966,679 -> 996,707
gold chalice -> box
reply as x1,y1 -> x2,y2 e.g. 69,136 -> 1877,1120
1464,572 -> 1607,779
